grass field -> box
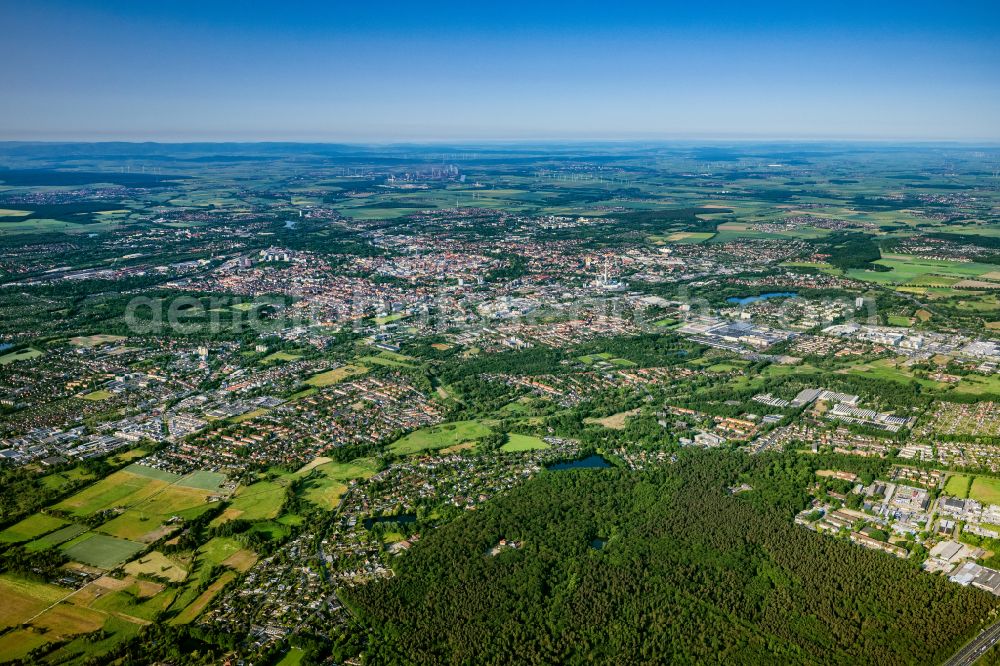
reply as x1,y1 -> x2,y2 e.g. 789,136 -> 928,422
844,358 -> 947,389
39,466 -> 95,491
953,374 -> 1000,396
169,571 -> 235,625
176,469 -> 228,491
577,352 -> 636,367
123,550 -> 189,582
0,513 -> 68,543
305,364 -> 367,387
500,433 -> 550,452
389,420 -> 493,455
90,584 -> 177,621
261,351 -> 301,364
62,533 -> 145,569
55,470 -> 168,517
584,409 -> 642,431
301,458 -> 378,508
28,523 -> 88,551
0,629 -> 49,661
97,482 -> 220,543
944,474 -> 972,499
82,389 -> 114,401
665,231 -> 715,243
277,647 -> 307,666
969,477 -> 1000,505
846,255 -> 995,285
69,335 -> 126,347
0,347 -> 42,365
0,574 -> 68,630
213,479 -> 285,524
31,602 -> 106,636
124,463 -> 182,483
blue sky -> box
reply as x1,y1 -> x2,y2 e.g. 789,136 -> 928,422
1,0 -> 998,141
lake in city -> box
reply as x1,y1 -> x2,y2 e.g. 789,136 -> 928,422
726,291 -> 798,306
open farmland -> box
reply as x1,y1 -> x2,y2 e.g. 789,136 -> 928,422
62,533 -> 146,569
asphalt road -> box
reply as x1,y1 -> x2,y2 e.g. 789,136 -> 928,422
944,620 -> 1000,666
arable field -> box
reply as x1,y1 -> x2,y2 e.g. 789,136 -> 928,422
0,574 -> 68,630
62,533 -> 146,569
28,523 -> 88,551
124,551 -> 189,582
54,469 -> 170,517
389,420 -> 493,455
846,255 -> 995,285
0,513 -> 68,543
68,334 -> 126,347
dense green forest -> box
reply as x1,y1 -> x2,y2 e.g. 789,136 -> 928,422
347,451 -> 997,665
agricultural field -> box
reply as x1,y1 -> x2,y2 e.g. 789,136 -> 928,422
389,420 -> 493,455
68,334 -> 126,347
0,574 -> 68,630
62,533 -> 146,569
0,513 -> 68,543
53,469 -> 171,517
846,255 -> 996,286
123,550 -> 189,582
28,523 -> 88,551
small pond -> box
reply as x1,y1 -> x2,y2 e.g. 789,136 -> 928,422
547,455 -> 612,471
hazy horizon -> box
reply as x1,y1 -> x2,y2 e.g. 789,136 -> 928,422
1,0 -> 998,142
